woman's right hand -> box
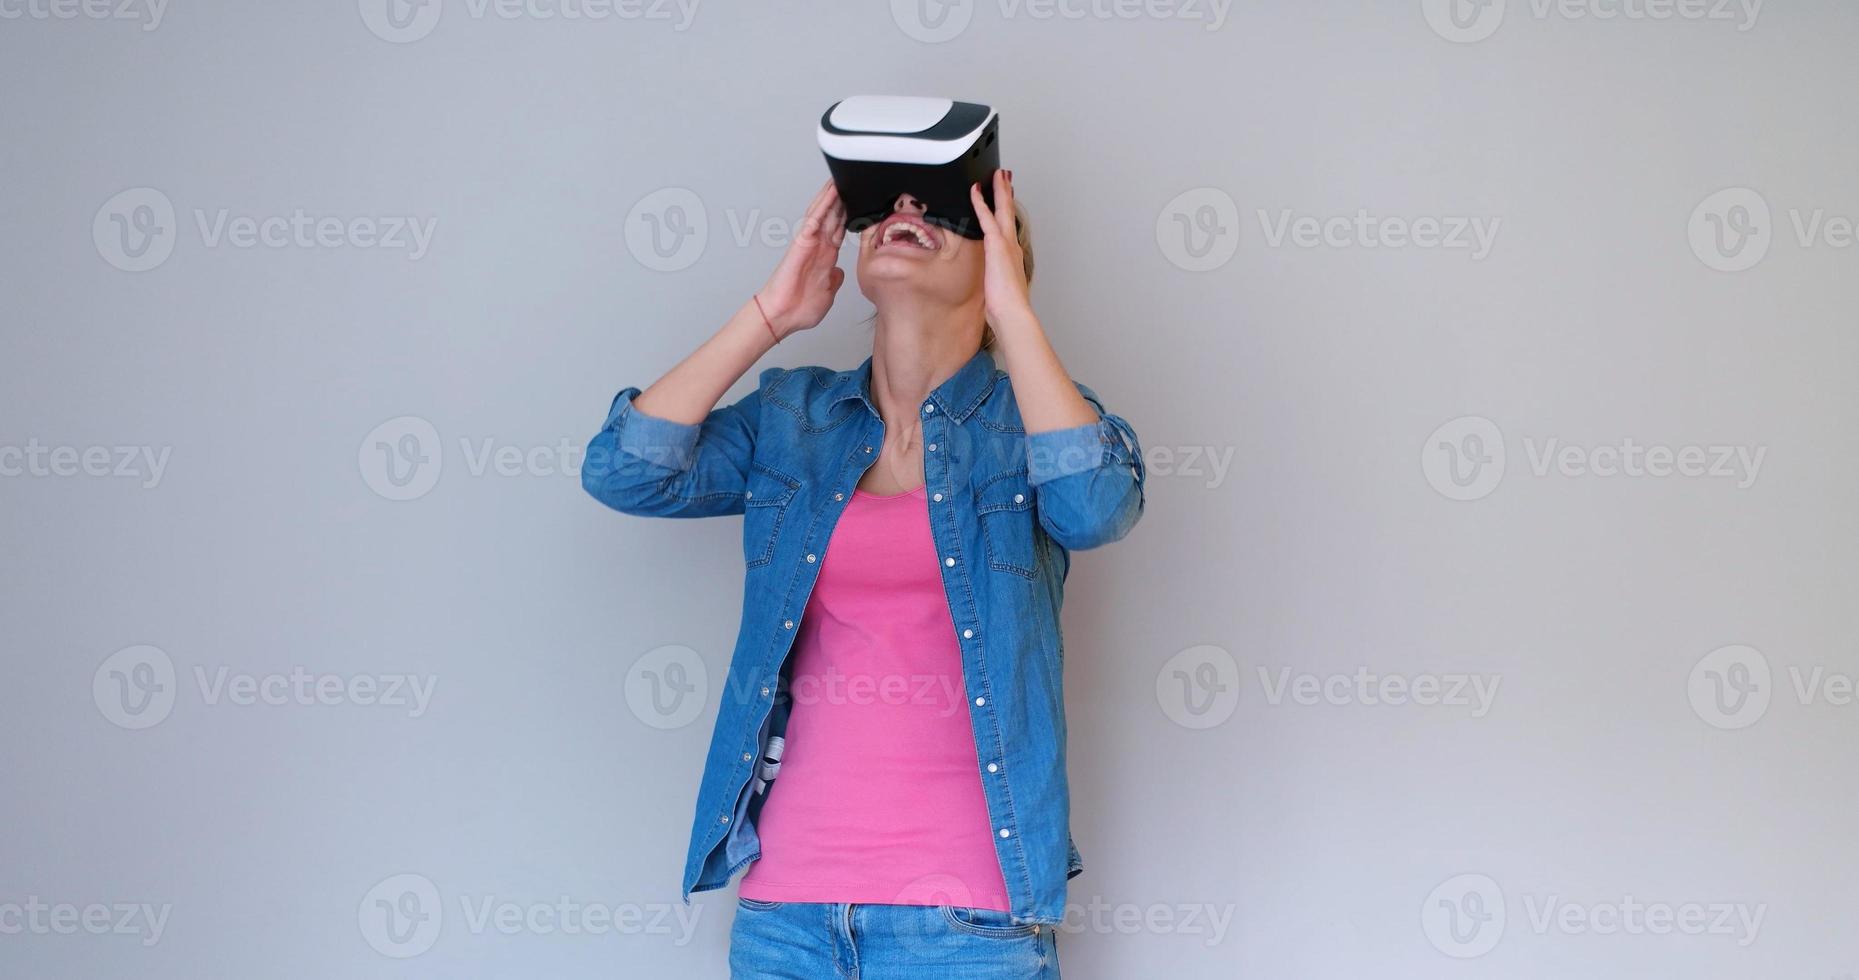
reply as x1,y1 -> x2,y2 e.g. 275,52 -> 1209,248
755,180 -> 848,338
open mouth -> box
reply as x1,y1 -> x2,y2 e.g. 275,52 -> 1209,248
874,216 -> 942,252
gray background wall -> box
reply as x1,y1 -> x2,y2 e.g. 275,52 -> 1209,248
3,1 -> 1856,977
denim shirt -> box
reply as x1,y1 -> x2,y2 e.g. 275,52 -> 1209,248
580,347 -> 1145,925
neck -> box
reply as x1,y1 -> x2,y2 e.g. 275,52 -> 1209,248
868,301 -> 985,428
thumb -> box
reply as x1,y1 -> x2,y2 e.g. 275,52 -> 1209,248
827,267 -> 846,292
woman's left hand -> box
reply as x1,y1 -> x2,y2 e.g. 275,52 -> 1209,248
969,169 -> 1033,325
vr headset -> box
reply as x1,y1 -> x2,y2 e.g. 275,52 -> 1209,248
817,95 -> 1001,240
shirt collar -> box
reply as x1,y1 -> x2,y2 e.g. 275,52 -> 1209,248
829,347 -> 999,422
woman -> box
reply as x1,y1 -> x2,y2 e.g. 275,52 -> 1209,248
582,170 -> 1145,978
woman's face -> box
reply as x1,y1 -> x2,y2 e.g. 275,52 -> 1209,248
854,192 -> 984,309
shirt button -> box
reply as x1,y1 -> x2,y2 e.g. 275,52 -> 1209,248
864,446 -> 873,454
962,629 -> 973,639
986,763 -> 998,773
1013,493 -> 1025,504
783,620 -> 794,630
932,492 -> 943,502
721,815 -> 731,824
834,492 -> 845,501
998,828 -> 1011,838
927,443 -> 938,452
743,752 -> 753,762
974,696 -> 985,706
744,490 -> 753,500
923,403 -> 936,414
806,554 -> 817,563
760,686 -> 770,697
944,557 -> 956,567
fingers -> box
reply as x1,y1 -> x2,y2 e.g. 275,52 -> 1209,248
803,179 -> 834,219
827,195 -> 848,248
969,182 -> 1001,239
796,181 -> 837,242
992,168 -> 1016,237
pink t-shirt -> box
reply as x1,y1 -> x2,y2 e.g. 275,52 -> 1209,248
737,483 -> 1012,912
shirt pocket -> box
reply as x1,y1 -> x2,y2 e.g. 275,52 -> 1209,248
974,468 -> 1038,579
742,464 -> 799,569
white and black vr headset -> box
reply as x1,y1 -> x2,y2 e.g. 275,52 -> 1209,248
817,95 -> 1001,240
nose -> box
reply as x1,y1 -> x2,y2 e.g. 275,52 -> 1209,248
891,193 -> 927,215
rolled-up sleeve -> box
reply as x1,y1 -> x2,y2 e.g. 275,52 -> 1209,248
581,373 -> 767,518
1025,382 -> 1146,550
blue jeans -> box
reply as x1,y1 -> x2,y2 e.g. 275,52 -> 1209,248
728,897 -> 1061,979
